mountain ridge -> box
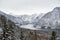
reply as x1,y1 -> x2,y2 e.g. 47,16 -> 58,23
0,7 -> 60,29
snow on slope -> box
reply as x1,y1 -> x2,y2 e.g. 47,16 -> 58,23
38,7 -> 60,29
0,7 -> 60,30
20,24 -> 40,30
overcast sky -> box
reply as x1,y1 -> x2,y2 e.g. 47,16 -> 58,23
0,0 -> 60,15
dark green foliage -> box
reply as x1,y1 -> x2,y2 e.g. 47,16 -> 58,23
51,31 -> 56,40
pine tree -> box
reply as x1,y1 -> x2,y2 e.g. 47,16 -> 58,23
8,20 -> 15,40
1,15 -> 14,40
51,31 -> 56,40
20,28 -> 24,40
1,15 -> 8,40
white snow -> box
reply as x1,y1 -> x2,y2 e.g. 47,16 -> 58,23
20,24 -> 39,30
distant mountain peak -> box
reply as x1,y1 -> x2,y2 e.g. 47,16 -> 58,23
54,7 -> 60,9
0,11 -> 6,16
53,7 -> 60,11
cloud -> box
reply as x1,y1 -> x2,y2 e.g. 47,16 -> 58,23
0,0 -> 60,15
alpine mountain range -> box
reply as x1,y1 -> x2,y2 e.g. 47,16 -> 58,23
0,7 -> 60,29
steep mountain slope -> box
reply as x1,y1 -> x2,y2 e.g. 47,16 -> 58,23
0,11 -> 18,23
35,7 -> 60,29
0,11 -> 44,27
0,11 -> 27,26
0,14 -> 20,40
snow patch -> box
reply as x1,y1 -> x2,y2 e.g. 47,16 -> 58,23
20,24 -> 39,30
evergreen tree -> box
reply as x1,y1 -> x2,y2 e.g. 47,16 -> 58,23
51,31 -> 56,40
8,20 -> 15,40
20,28 -> 24,40
1,15 -> 14,40
1,15 -> 8,40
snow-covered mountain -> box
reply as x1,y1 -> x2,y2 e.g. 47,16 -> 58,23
0,7 -> 60,29
0,11 -> 44,26
0,11 -> 20,24
35,7 -> 60,29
